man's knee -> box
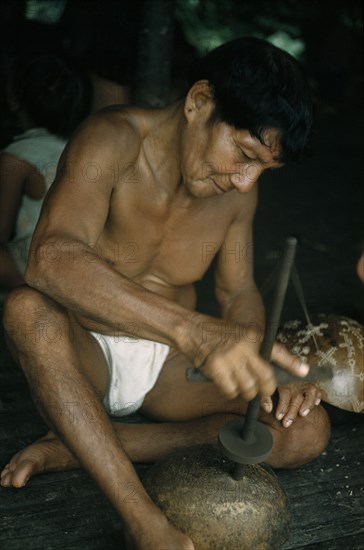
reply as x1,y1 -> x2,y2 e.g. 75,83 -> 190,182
281,405 -> 331,468
4,286 -> 46,323
301,405 -> 330,459
3,286 -> 64,348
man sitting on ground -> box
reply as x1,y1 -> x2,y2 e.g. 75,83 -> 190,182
1,38 -> 330,550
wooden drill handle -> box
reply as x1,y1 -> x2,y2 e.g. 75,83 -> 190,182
242,237 -> 297,440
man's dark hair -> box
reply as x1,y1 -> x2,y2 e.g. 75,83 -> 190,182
188,37 -> 313,162
8,51 -> 92,139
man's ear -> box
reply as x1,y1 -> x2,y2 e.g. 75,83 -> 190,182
184,80 -> 214,122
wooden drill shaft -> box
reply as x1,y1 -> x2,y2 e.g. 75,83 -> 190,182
233,238 -> 298,479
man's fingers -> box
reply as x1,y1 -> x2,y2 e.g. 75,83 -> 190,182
210,359 -> 275,402
276,383 -> 322,427
209,364 -> 256,401
298,385 -> 322,416
210,371 -> 240,400
233,363 -> 259,401
275,386 -> 290,422
271,342 -> 309,377
261,396 -> 273,414
276,386 -> 304,427
249,355 -> 277,396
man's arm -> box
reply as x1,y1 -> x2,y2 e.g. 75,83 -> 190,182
25,115 -> 307,401
192,186 -> 310,401
214,186 -> 264,337
25,113 -> 200,354
212,190 -> 321,422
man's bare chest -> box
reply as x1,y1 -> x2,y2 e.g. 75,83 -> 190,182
98,187 -> 237,286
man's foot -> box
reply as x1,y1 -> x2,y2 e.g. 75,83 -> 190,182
124,510 -> 195,550
0,431 -> 78,488
1,435 -> 195,549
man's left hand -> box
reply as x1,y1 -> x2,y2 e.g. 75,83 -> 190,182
260,382 -> 322,428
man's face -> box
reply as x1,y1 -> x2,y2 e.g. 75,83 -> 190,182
181,86 -> 284,198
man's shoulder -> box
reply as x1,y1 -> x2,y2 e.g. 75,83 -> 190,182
66,105 -> 142,169
77,106 -> 142,153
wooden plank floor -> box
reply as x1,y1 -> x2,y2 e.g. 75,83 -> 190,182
1,111 -> 363,549
0,348 -> 363,550
0,342 -> 363,550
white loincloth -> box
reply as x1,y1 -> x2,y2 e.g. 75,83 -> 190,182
90,332 -> 170,416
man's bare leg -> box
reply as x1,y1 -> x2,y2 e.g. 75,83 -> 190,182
2,340 -> 330,489
140,350 -> 331,468
2,287 -> 194,550
0,414 -> 235,487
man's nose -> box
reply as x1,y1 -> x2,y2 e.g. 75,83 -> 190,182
230,164 -> 262,193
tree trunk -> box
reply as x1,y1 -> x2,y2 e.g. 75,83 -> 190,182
133,0 -> 175,108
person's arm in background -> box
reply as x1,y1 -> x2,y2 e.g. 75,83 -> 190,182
0,152 -> 26,287
0,151 -> 47,288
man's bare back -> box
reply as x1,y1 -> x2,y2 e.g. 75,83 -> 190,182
1,38 -> 330,550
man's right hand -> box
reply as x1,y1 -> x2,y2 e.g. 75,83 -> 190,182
195,321 -> 309,401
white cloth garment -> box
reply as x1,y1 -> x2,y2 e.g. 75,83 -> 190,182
90,332 -> 170,416
3,127 -> 66,272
